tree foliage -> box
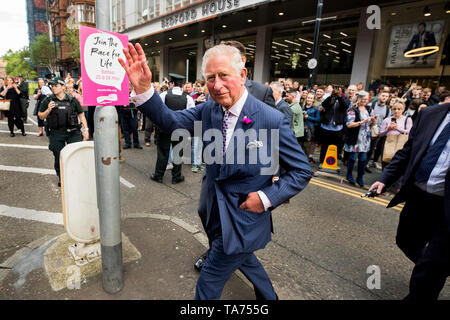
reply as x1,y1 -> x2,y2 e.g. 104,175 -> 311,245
64,25 -> 80,63
2,47 -> 37,79
30,33 -> 57,73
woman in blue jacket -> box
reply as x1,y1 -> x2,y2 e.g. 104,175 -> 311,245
302,92 -> 320,163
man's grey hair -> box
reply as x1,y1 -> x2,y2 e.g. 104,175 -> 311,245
201,44 -> 245,78
270,81 -> 284,94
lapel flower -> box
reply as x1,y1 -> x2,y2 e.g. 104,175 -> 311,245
242,116 -> 253,125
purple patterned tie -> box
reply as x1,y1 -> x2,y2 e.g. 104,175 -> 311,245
222,110 -> 231,155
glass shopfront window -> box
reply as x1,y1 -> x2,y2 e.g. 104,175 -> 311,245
270,17 -> 358,86
145,48 -> 161,82
169,46 -> 197,83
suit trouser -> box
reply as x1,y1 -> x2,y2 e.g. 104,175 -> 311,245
395,186 -> 448,300
144,117 -> 154,142
195,236 -> 277,300
154,131 -> 182,179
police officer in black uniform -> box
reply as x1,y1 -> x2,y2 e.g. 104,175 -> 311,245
38,77 -> 89,186
150,73 -> 195,184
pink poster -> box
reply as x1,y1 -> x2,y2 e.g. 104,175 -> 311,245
79,26 -> 129,106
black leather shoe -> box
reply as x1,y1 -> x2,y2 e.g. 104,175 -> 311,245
172,176 -> 185,184
123,145 -> 131,149
194,253 -> 207,272
10,133 -> 15,137
22,132 -> 26,136
134,145 -> 143,149
150,174 -> 163,183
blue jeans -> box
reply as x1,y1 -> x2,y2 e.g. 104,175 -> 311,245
191,137 -> 202,166
347,151 -> 367,186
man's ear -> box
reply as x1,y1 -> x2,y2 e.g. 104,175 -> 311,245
241,67 -> 248,83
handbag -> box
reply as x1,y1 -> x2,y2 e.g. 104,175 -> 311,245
370,123 -> 379,137
0,99 -> 11,111
382,134 -> 408,163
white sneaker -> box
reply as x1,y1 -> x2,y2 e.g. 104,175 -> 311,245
166,163 -> 173,170
375,162 -> 382,169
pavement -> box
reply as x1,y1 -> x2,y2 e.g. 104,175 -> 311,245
0,214 -> 256,300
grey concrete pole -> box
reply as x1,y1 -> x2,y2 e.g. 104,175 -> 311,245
94,0 -> 123,294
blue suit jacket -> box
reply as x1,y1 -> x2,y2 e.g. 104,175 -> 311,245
138,91 -> 312,254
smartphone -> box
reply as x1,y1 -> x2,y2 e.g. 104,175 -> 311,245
391,117 -> 397,123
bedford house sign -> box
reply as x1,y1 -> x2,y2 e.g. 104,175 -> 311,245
128,0 -> 269,40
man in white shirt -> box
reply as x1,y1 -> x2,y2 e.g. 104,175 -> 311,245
150,73 -> 195,184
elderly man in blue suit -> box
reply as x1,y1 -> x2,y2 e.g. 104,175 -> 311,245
119,43 -> 311,300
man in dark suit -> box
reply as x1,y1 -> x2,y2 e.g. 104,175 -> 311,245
270,81 -> 293,128
369,103 -> 450,300
120,43 -> 311,299
192,40 -> 277,271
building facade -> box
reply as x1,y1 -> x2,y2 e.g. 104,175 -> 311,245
26,0 -> 96,78
111,0 -> 449,89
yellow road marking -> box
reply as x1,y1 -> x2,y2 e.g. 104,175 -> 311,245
309,179 -> 403,211
311,178 -> 395,206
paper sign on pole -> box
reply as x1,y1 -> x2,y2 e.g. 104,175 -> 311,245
79,25 -> 129,106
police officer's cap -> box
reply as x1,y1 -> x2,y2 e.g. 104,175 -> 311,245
168,73 -> 185,82
49,76 -> 65,86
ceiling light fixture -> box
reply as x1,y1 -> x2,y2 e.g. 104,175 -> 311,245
201,29 -> 205,33
298,37 -> 314,45
424,6 -> 431,16
342,48 -> 352,54
446,2 -> 450,13
340,32 -> 348,37
278,12 -> 284,16
248,19 -> 252,22
323,34 -> 331,39
326,43 -> 336,48
273,41 -> 289,48
284,39 -> 301,46
341,41 -> 351,47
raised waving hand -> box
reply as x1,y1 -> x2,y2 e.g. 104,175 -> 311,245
118,43 -> 152,94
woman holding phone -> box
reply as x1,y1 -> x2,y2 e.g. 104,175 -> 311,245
378,100 -> 413,169
344,91 -> 377,187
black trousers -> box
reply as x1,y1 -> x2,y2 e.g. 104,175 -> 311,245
319,128 -> 344,163
396,186 -> 449,300
8,115 -> 25,134
154,131 -> 182,179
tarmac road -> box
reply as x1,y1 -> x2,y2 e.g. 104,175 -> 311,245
0,100 -> 449,300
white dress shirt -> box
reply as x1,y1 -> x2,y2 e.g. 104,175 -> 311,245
417,111 -> 450,196
132,86 -> 273,211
